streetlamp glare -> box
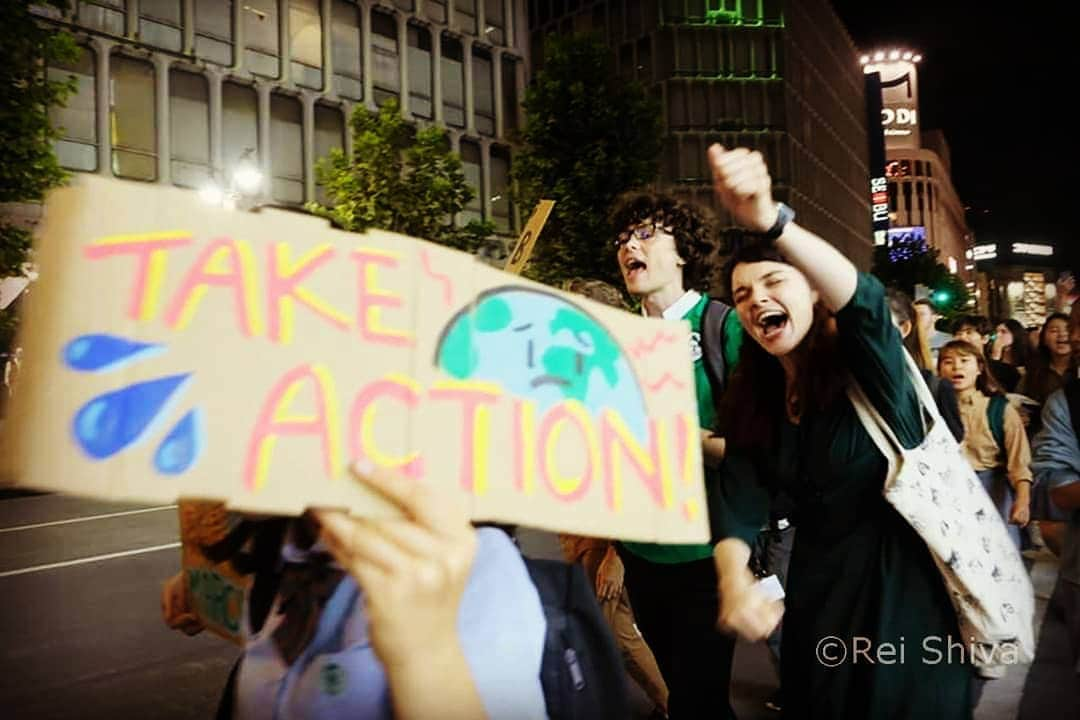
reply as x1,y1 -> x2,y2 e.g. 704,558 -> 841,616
199,183 -> 224,206
233,164 -> 263,194
873,51 -> 885,61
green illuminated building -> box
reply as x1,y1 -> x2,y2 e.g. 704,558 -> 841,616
528,0 -> 873,269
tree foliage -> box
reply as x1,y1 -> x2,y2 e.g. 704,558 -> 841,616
1,1 -> 78,354
871,236 -> 970,319
511,33 -> 664,287
307,99 -> 494,253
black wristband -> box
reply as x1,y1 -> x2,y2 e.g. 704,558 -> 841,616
761,202 -> 795,241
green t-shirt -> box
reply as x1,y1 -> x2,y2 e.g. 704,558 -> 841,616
623,294 -> 741,564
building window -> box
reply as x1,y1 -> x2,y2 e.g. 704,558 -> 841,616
245,0 -> 281,78
78,0 -> 125,36
314,103 -> 344,204
925,161 -> 933,178
110,55 -> 157,181
610,0 -> 624,43
270,93 -> 304,204
473,48 -> 495,136
618,43 -> 633,80
169,69 -> 211,188
626,0 -> 642,38
485,0 -> 506,45
927,183 -> 934,213
195,0 -> 234,66
30,4 -> 64,20
441,34 -> 465,127
887,182 -> 897,212
371,10 -> 400,105
455,0 -> 477,35
490,146 -> 512,232
139,0 -> 183,51
636,36 -> 652,83
501,56 -> 518,134
915,159 -> 924,176
332,0 -> 363,100
423,0 -> 447,24
48,45 -> 97,172
407,25 -> 433,119
668,81 -> 687,130
290,0 -> 323,88
222,81 -> 258,181
459,140 -> 482,224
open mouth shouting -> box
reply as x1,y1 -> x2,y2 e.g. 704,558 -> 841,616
623,257 -> 647,282
756,309 -> 790,342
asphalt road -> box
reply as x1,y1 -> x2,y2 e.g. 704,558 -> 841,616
0,492 -> 1056,719
0,492 -> 238,720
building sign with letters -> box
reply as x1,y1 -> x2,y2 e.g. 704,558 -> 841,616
865,59 -> 921,150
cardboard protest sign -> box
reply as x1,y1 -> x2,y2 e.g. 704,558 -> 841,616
177,501 -> 247,644
0,175 -> 708,543
503,199 -> 554,275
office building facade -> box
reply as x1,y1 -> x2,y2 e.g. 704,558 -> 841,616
33,0 -> 527,239
528,0 -> 875,271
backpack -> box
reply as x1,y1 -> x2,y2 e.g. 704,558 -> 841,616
987,394 -> 1008,458
701,298 -> 737,394
525,558 -> 629,720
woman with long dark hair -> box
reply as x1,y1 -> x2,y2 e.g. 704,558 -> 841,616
1019,313 -> 1074,406
705,145 -> 972,718
990,318 -> 1032,375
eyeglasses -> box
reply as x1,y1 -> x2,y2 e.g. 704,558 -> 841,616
614,222 -> 670,248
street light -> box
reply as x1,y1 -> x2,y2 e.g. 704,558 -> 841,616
199,148 -> 263,210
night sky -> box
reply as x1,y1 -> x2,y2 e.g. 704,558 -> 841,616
829,1 -> 1074,271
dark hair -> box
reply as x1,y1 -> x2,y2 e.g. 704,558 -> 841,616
717,241 -> 846,451
1024,313 -> 1074,402
887,288 -> 932,371
938,340 -> 1004,397
609,191 -> 718,292
996,318 -> 1031,368
953,314 -> 992,338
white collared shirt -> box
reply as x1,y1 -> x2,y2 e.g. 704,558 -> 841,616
641,289 -> 702,321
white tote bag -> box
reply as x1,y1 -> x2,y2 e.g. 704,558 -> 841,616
846,352 -> 1035,668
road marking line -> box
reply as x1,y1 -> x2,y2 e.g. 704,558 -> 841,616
0,542 -> 182,578
0,505 -> 178,534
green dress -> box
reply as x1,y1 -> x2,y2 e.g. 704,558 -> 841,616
712,273 -> 973,719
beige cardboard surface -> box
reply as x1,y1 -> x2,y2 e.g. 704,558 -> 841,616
503,199 -> 555,275
0,176 -> 708,543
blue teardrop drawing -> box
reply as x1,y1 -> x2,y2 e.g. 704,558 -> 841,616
63,334 -> 163,372
154,409 -> 205,475
72,374 -> 192,459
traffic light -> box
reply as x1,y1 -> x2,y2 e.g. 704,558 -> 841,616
932,289 -> 952,305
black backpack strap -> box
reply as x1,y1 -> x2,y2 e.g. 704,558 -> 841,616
987,394 -> 1007,457
1065,377 -> 1080,442
700,298 -> 733,399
